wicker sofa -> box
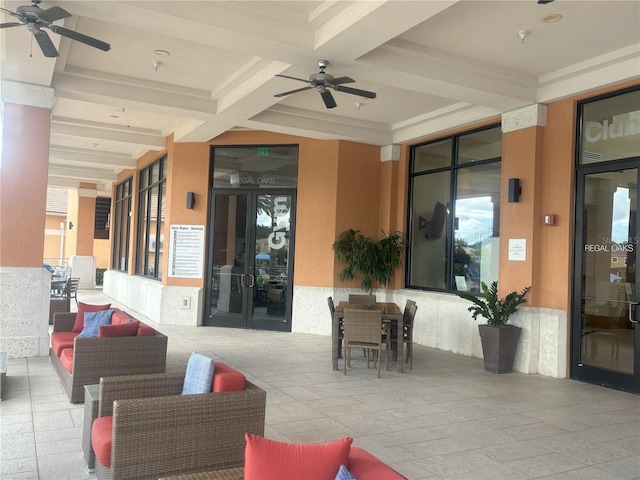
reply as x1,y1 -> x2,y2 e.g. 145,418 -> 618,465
91,365 -> 266,480
159,446 -> 406,480
50,308 -> 168,403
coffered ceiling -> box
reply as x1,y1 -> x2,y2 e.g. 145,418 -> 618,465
1,0 -> 638,194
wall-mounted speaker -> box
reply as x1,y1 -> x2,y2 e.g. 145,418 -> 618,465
186,192 -> 196,209
508,178 -> 521,203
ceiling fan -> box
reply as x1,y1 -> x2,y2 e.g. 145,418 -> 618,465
274,60 -> 376,109
0,0 -> 110,58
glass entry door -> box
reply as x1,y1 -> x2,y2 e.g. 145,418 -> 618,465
205,190 -> 295,331
573,165 -> 640,392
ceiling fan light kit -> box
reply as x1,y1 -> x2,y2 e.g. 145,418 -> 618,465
274,60 -> 377,109
0,0 -> 110,58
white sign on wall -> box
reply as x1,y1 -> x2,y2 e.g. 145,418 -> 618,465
508,239 -> 527,261
168,225 -> 205,278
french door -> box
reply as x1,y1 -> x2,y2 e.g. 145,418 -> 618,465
204,190 -> 296,331
573,162 -> 640,393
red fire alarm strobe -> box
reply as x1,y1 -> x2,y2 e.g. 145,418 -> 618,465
544,214 -> 557,225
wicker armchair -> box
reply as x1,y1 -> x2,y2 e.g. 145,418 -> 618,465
93,372 -> 266,480
50,312 -> 168,403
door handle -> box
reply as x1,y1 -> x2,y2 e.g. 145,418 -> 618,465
628,302 -> 640,324
243,274 -> 255,288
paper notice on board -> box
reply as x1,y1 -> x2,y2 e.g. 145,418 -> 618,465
508,239 -> 526,261
168,225 -> 205,278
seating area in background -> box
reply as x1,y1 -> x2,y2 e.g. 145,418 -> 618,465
332,295 -> 416,373
49,267 -> 79,324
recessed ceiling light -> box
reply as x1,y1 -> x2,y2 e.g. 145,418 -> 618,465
543,13 -> 563,23
154,49 -> 171,57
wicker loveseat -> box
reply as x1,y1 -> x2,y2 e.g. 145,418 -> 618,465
91,364 -> 266,480
50,307 -> 168,403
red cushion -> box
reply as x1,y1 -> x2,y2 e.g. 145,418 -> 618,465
136,323 -> 156,336
110,310 -> 133,325
50,331 -> 78,356
73,302 -> 111,332
212,362 -> 246,392
91,416 -> 113,468
99,320 -> 140,337
59,348 -> 74,373
244,434 -> 352,480
348,447 -> 405,479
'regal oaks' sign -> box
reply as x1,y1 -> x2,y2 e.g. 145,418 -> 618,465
584,236 -> 637,252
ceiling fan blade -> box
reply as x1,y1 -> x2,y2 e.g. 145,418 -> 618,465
320,90 -> 337,109
329,76 -> 355,85
49,25 -> 111,51
0,22 -> 23,28
274,86 -> 313,98
333,85 -> 377,99
275,74 -> 310,83
0,7 -> 22,19
38,6 -> 71,23
33,29 -> 59,57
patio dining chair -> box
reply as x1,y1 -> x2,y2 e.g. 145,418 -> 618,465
342,309 -> 389,377
389,300 -> 418,369
348,294 -> 376,305
54,277 -> 80,306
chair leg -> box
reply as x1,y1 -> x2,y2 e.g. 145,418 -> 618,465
385,343 -> 390,371
343,346 -> 348,375
377,347 -> 381,378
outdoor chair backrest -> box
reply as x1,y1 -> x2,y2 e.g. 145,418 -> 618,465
342,309 -> 383,345
348,294 -> 376,306
327,297 -> 335,317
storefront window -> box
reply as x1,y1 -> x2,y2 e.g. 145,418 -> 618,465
580,89 -> 640,164
136,155 -> 166,279
111,178 -> 132,271
407,125 -> 501,292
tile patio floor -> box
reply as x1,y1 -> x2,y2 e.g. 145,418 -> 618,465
1,289 -> 639,479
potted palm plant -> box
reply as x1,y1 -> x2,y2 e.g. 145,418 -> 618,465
457,281 -> 531,373
332,229 -> 406,295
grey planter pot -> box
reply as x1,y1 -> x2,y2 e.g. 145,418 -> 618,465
478,324 -> 521,374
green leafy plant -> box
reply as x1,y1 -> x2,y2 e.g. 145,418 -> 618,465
457,281 -> 530,327
332,229 -> 406,295
96,268 -> 106,286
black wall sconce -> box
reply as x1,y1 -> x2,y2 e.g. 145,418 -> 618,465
508,178 -> 522,203
186,192 -> 196,209
68,221 -> 74,230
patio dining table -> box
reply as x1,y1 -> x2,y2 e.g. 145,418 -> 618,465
50,276 -> 67,294
332,301 -> 405,373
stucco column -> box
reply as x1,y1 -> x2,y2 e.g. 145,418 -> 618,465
67,185 -> 98,289
500,104 -> 547,302
0,80 -> 55,358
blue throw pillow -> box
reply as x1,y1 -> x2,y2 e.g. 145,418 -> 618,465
78,309 -> 114,338
335,465 -> 356,480
181,352 -> 215,395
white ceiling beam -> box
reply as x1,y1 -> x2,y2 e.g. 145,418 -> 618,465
48,164 -> 118,182
51,122 -> 166,150
313,1 -> 458,60
52,73 -> 217,119
49,148 -> 137,169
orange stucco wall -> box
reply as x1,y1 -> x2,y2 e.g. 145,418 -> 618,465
43,215 -> 66,263
164,138 -> 210,287
0,103 -> 49,267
